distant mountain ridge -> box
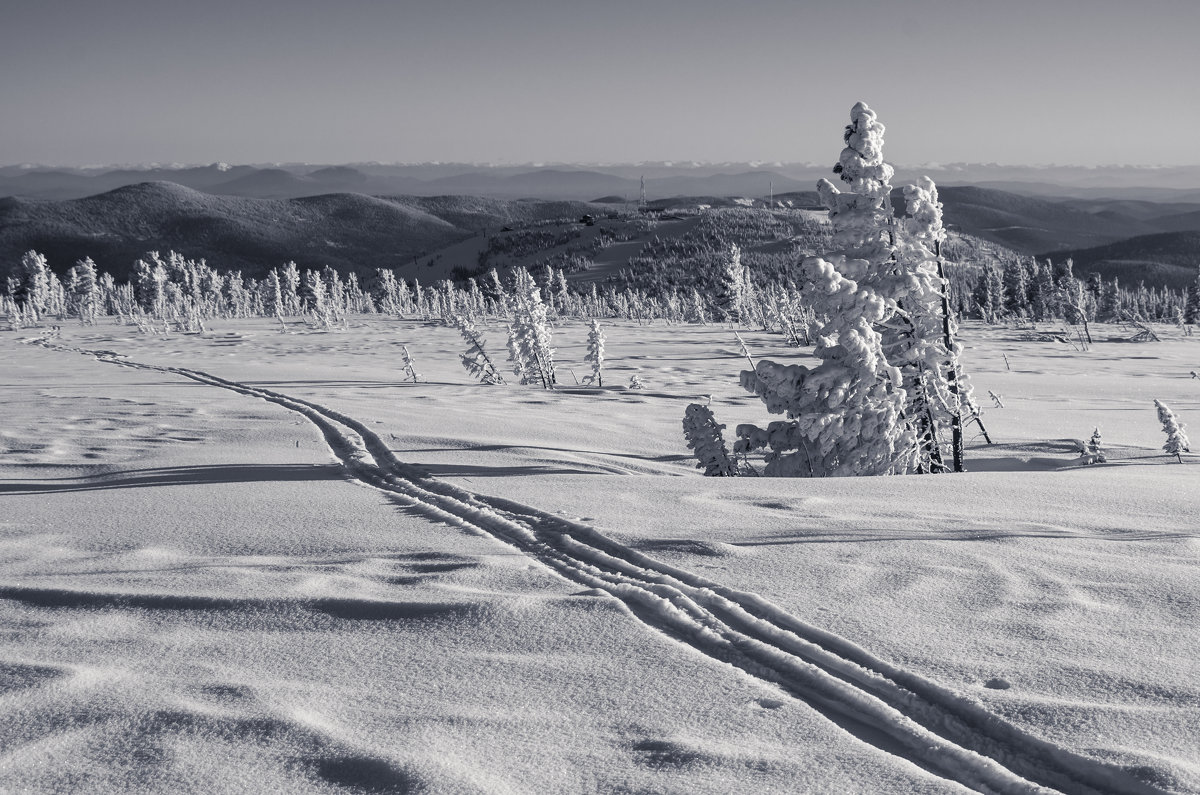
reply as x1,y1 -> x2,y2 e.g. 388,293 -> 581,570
4,162 -> 1200,202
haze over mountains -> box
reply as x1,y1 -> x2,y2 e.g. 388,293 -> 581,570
5,162 -> 1200,203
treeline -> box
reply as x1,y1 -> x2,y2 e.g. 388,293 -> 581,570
5,206 -> 1198,339
970,255 -> 1200,325
0,247 -> 810,339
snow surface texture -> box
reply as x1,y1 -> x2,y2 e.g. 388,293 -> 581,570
2,318 -> 1198,794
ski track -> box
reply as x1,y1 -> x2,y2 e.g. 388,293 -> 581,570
28,338 -> 1168,795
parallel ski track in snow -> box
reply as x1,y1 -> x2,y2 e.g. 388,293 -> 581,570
50,342 -> 1163,795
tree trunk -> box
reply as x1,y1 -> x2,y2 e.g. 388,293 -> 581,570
935,242 -> 966,472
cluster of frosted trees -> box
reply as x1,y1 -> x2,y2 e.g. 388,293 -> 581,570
694,102 -> 981,478
972,254 -> 1197,326
2,244 -> 818,333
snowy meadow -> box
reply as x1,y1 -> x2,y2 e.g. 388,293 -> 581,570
2,313 -> 1198,793
3,99 -> 1200,794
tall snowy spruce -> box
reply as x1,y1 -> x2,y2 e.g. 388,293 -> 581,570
716,244 -> 747,325
733,102 -> 972,476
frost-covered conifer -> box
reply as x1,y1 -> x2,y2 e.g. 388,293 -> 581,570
305,269 -> 334,329
451,314 -> 505,385
70,257 -> 100,324
893,176 -> 975,472
1183,264 -> 1200,325
506,267 -> 555,388
683,403 -> 737,476
279,261 -> 302,315
584,319 -> 606,386
735,102 -> 914,477
974,265 -> 1005,322
1078,427 -> 1106,465
262,270 -> 284,318
1003,258 -> 1030,316
132,255 -> 167,316
688,288 -> 708,324
18,250 -> 50,321
554,269 -> 570,315
487,268 -> 509,315
1154,399 -> 1190,462
716,244 -> 747,324
322,266 -> 346,318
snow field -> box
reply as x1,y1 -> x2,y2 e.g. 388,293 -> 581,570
2,316 -> 1197,793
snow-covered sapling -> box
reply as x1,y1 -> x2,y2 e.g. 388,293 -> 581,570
733,330 -> 754,371
451,314 -> 505,385
506,267 -> 555,389
584,319 -> 606,386
1154,399 -> 1190,462
989,390 -> 1005,408
401,345 -> 421,383
683,403 -> 737,476
1078,428 -> 1106,465
628,374 -> 644,389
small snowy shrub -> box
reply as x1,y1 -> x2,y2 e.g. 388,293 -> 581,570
401,345 -> 421,383
1078,428 -> 1106,465
683,403 -> 737,476
628,374 -> 644,389
1154,400 -> 1190,462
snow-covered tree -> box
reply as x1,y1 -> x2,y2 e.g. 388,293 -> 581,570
69,257 -> 100,324
305,269 -> 334,329
735,102 -> 917,477
451,314 -> 506,385
973,265 -> 1005,322
893,176 -> 978,472
683,403 -> 737,476
401,345 -> 420,383
18,250 -> 51,321
1078,427 -> 1106,465
735,257 -> 914,476
262,270 -> 284,318
715,244 -> 747,324
1184,264 -> 1200,325
506,267 -> 555,389
279,261 -> 302,315
584,319 -> 606,386
1003,258 -> 1030,316
1154,399 -> 1190,462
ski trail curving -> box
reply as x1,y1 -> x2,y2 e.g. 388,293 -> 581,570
50,342 -> 1164,795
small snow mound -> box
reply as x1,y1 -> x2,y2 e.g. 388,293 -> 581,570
634,539 -> 742,558
984,677 -> 1012,690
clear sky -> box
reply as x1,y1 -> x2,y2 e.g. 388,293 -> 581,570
3,0 -> 1197,166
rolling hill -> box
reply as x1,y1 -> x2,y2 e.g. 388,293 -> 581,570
0,183 -> 609,281
1035,231 -> 1200,291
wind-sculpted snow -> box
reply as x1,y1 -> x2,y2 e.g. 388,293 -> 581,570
38,338 -> 1168,795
